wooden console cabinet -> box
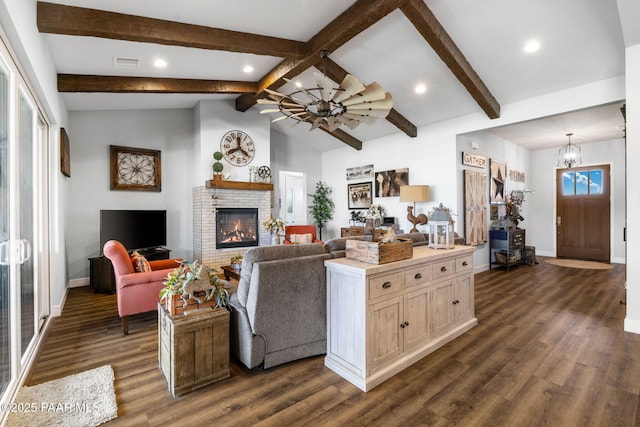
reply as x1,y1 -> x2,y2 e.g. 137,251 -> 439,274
158,304 -> 230,397
324,245 -> 476,391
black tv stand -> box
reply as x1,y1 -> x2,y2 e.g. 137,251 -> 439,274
89,247 -> 171,293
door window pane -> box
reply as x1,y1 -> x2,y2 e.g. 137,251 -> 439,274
18,94 -> 34,355
0,57 -> 10,396
589,170 -> 603,194
562,171 -> 574,195
575,171 -> 588,195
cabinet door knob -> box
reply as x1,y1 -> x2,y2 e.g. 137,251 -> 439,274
400,323 -> 405,328
462,261 -> 468,266
382,282 -> 392,289
404,321 -> 409,326
441,266 -> 447,272
414,273 -> 422,279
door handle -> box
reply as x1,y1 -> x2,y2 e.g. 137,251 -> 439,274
0,241 -> 9,266
19,239 -> 32,264
557,216 -> 561,226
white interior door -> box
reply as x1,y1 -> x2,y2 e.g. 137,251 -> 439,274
279,171 -> 307,225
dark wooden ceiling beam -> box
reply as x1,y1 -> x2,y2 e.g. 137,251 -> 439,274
400,0 -> 500,119
58,74 -> 258,94
322,58 -> 417,138
237,0 -> 411,111
37,1 -> 307,59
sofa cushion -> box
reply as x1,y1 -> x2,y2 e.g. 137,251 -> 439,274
131,251 -> 151,272
290,233 -> 313,244
237,244 -> 326,307
396,232 -> 429,246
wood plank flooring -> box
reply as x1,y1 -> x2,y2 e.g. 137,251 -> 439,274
25,258 -> 640,426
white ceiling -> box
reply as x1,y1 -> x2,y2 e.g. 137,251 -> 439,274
40,0 -> 628,150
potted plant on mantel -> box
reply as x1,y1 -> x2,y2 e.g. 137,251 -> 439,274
160,260 -> 230,316
212,151 -> 224,180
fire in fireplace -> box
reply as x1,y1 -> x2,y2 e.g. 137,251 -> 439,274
216,208 -> 259,249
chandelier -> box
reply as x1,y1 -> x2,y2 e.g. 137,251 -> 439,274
257,50 -> 393,132
557,133 -> 582,169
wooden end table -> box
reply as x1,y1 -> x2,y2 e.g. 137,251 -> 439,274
221,265 -> 241,281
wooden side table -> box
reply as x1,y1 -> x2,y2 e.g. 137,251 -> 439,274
220,265 -> 241,281
158,304 -> 230,396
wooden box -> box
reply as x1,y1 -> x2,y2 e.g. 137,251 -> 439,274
165,293 -> 218,316
158,304 -> 230,396
346,238 -> 413,264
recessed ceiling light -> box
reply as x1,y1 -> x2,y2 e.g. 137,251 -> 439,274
523,39 -> 541,53
154,59 -> 167,68
415,83 -> 427,94
243,65 -> 254,73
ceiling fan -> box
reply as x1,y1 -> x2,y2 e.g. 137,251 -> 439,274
257,51 -> 393,132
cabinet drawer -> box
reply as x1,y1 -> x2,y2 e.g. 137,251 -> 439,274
405,264 -> 432,288
455,255 -> 473,274
432,259 -> 455,280
369,272 -> 405,300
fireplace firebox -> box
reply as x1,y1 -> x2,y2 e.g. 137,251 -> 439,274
216,208 -> 259,249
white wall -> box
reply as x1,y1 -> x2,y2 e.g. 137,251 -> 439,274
625,43 -> 640,333
66,109 -> 195,279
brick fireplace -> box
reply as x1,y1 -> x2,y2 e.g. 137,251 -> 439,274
193,185 -> 271,269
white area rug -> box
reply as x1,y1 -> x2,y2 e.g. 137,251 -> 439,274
6,365 -> 117,427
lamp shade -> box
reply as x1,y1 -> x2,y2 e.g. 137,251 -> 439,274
400,185 -> 429,203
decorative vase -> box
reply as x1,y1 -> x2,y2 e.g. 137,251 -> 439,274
271,233 -> 280,245
213,174 -> 222,181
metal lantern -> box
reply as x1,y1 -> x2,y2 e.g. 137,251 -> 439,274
427,203 -> 455,249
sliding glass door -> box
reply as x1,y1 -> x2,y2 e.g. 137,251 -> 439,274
0,34 -> 49,406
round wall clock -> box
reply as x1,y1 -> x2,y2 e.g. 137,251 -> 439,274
220,130 -> 255,166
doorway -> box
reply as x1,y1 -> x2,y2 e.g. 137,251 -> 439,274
556,165 -> 610,261
279,171 -> 307,225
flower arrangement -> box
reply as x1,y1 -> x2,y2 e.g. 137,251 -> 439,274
159,260 -> 230,312
263,215 -> 285,234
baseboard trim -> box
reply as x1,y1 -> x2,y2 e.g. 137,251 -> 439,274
624,317 -> 640,335
68,277 -> 89,288
51,286 -> 69,317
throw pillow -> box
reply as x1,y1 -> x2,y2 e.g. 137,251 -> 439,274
131,251 -> 151,272
290,233 -> 313,244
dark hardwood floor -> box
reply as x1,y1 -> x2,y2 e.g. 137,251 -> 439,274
25,257 -> 640,426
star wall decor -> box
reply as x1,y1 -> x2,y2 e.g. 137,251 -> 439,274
490,159 -> 507,203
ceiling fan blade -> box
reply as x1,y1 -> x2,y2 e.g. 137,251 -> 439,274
271,115 -> 290,123
264,88 -> 289,101
345,93 -> 393,111
332,74 -> 365,103
341,82 -> 386,106
257,99 -> 280,105
284,77 -> 320,102
345,108 -> 390,118
342,112 -> 378,125
326,116 -> 343,132
260,109 -> 283,114
342,118 -> 362,130
310,117 -> 325,131
314,72 -> 335,101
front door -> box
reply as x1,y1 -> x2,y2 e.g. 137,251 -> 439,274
556,165 -> 610,261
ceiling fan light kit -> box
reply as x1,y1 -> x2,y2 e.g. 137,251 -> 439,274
258,51 -> 393,132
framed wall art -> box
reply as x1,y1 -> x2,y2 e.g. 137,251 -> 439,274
464,170 -> 487,245
60,128 -> 71,177
375,168 -> 409,197
490,159 -> 507,203
347,182 -> 373,209
110,145 -> 161,192
346,164 -> 374,181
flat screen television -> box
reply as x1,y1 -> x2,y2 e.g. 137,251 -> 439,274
100,210 -> 167,253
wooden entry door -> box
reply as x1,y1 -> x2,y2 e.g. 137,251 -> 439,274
556,165 -> 610,261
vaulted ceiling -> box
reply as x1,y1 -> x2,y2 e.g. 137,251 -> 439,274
37,0 -> 627,151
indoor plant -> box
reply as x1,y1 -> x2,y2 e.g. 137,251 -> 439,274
309,181 -> 335,241
212,151 -> 224,179
160,260 -> 230,314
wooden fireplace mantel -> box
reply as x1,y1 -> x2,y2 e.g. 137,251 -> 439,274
205,179 -> 273,191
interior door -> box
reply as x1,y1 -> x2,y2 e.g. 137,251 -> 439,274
556,165 -> 610,261
279,171 -> 306,225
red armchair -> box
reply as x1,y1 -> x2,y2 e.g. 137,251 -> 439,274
103,240 -> 182,335
283,225 -> 323,244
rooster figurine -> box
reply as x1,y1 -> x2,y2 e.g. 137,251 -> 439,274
407,206 -> 427,233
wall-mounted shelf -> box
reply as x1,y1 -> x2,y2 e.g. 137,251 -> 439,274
205,180 -> 273,191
